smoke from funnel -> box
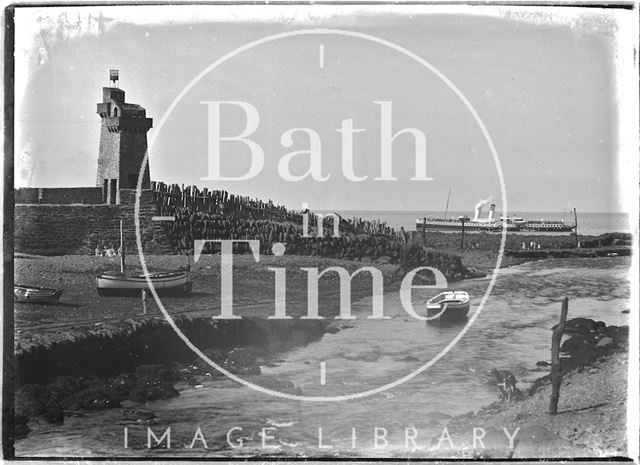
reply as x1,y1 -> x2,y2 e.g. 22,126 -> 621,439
473,196 -> 493,221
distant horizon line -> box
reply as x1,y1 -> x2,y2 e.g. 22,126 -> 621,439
332,209 -> 628,215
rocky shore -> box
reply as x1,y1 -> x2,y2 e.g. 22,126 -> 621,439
13,316 -> 333,441
428,316 -> 630,458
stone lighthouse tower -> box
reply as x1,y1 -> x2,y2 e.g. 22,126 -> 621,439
96,70 -> 153,204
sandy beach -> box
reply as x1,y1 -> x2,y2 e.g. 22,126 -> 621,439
14,254 -> 399,345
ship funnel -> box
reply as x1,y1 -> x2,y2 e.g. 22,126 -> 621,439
488,204 -> 496,222
473,196 -> 493,221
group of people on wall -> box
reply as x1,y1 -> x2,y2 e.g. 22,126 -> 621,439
95,243 -> 122,257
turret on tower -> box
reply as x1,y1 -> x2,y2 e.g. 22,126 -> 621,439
96,70 -> 152,204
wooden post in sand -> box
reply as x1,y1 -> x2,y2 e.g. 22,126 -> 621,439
549,297 -> 569,415
120,219 -> 125,274
141,289 -> 148,315
422,217 -> 427,245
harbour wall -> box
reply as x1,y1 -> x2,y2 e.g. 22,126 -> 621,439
14,183 -> 407,264
14,187 -> 104,205
14,189 -> 172,256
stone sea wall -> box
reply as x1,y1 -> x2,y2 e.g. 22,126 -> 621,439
14,183 -> 402,258
15,187 -> 104,205
162,206 -> 408,260
14,189 -> 172,256
13,184 -> 467,281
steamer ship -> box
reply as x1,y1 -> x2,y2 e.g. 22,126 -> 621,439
520,218 -> 576,232
415,202 -> 576,233
415,203 -> 520,232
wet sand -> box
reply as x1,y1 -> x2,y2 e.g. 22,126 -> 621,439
14,254 -> 399,347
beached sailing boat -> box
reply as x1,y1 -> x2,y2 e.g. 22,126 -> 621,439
96,220 -> 192,296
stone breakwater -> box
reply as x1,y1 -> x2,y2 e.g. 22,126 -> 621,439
159,206 -> 468,280
13,316 -> 329,440
153,182 -> 398,236
161,205 -> 397,259
153,182 -> 406,263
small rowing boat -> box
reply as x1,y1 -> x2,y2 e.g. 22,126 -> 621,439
426,291 -> 470,323
14,284 -> 64,304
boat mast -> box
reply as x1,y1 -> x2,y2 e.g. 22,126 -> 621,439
120,219 -> 126,274
444,187 -> 452,219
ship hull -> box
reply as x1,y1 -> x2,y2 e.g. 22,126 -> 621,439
521,223 -> 576,232
415,220 -> 575,233
415,220 -> 519,232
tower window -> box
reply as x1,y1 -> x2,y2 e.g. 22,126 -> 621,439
113,107 -> 118,117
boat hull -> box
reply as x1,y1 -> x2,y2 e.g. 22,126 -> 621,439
14,285 -> 64,304
415,219 -> 520,232
521,224 -> 575,232
426,291 -> 470,323
96,271 -> 192,296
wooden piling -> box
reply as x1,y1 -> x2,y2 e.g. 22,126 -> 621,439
549,297 -> 569,415
422,217 -> 427,245
141,289 -> 148,315
119,220 -> 125,274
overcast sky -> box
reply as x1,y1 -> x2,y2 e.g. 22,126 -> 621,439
13,5 -> 635,213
